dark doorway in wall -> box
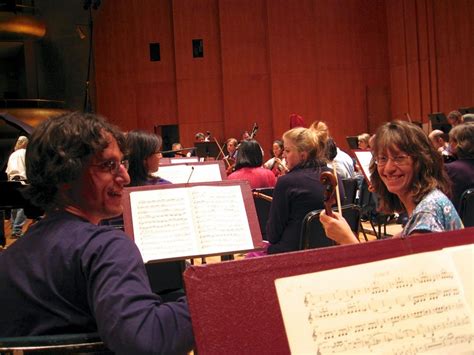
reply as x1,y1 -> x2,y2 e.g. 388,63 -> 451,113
154,124 -> 179,157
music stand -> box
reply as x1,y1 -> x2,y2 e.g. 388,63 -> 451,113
428,112 -> 451,134
194,141 -> 220,159
346,136 -> 359,150
458,107 -> 474,115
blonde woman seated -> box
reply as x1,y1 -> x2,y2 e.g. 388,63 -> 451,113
320,121 -> 463,244
265,124 -> 344,254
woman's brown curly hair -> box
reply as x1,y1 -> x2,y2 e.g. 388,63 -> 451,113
369,121 -> 451,213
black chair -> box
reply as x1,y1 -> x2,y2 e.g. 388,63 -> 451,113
0,332 -> 111,354
341,177 -> 359,205
357,180 -> 391,239
459,188 -> 474,227
0,181 -> 44,245
299,204 -> 361,250
252,187 -> 274,241
0,181 -> 44,218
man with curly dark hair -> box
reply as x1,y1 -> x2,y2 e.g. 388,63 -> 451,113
0,112 -> 194,354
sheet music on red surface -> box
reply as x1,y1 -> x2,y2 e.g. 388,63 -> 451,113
275,245 -> 474,354
182,228 -> 473,354
122,180 -> 262,262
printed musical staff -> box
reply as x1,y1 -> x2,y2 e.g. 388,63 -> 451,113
129,185 -> 254,262
275,248 -> 474,354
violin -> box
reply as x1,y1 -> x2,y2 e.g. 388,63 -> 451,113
225,156 -> 236,175
214,137 -> 236,175
272,157 -> 289,176
320,171 -> 337,217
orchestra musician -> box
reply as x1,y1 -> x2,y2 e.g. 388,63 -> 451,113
428,129 -> 455,163
445,122 -> 474,212
126,130 -> 170,186
320,120 -> 463,243
227,139 -> 276,189
357,133 -> 371,150
224,137 -> 238,174
265,123 -> 345,254
0,112 -> 194,353
263,139 -> 288,177
195,132 -> 206,142
171,142 -> 191,158
447,110 -> 464,127
5,135 -> 29,238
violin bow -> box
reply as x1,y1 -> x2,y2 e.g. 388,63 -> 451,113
331,163 -> 342,214
253,191 -> 273,202
213,137 -> 231,167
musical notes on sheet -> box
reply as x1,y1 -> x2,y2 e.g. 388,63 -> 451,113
275,248 -> 474,354
129,185 -> 254,262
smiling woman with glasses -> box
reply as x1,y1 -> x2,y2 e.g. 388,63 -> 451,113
321,120 -> 463,243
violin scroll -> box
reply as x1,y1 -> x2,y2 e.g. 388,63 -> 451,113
320,171 -> 337,217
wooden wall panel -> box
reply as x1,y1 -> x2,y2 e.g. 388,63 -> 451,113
95,0 -> 177,132
386,0 -> 474,128
404,0 -> 422,120
171,0 -> 224,147
312,0 -> 390,146
433,0 -> 474,110
266,0 -> 318,142
219,0 -> 272,149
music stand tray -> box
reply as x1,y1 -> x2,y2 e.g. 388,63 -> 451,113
346,136 -> 359,150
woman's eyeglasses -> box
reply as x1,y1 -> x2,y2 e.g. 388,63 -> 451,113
91,159 -> 129,174
375,155 -> 410,167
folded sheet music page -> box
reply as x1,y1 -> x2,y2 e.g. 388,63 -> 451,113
354,150 -> 373,182
275,246 -> 474,354
129,185 -> 253,262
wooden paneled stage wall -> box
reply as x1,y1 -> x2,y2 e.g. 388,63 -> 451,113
93,0 -> 472,152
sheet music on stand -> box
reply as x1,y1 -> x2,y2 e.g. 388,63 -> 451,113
353,149 -> 373,184
122,180 -> 262,262
153,160 -> 226,183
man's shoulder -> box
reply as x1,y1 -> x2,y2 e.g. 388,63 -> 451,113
446,159 -> 474,173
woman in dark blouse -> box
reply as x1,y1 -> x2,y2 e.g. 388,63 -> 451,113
266,122 -> 344,254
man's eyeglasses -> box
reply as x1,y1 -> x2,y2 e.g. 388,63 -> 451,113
91,159 -> 129,174
375,155 -> 411,167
